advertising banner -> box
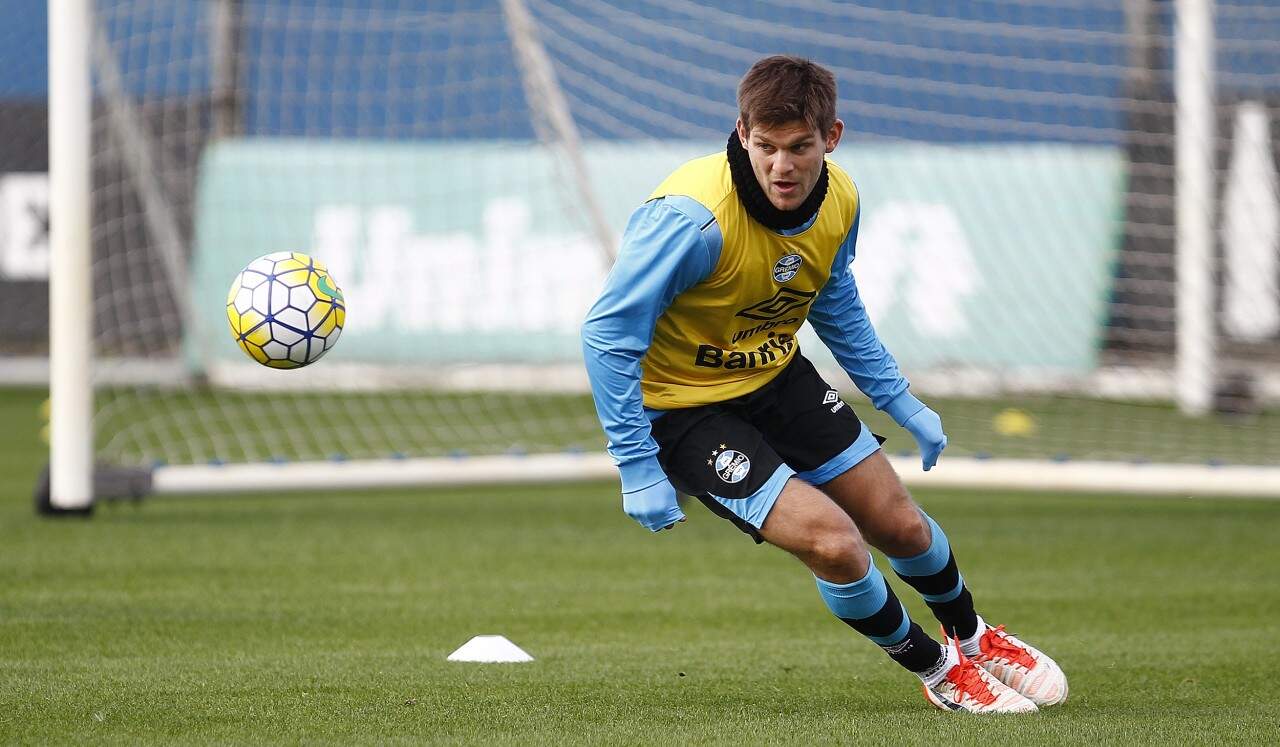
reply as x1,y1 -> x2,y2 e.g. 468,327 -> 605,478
193,140 -> 1122,375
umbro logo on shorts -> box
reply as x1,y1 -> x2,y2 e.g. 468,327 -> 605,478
710,447 -> 751,483
823,389 -> 845,413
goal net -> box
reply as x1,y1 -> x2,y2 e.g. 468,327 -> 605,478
33,0 -> 1280,506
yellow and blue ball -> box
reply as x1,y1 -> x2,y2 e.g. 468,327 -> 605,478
226,252 -> 346,369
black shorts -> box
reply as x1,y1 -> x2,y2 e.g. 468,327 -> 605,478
649,355 -> 883,542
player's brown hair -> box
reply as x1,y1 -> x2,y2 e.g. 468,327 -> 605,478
737,55 -> 837,134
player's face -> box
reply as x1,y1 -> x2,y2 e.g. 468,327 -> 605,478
737,118 -> 844,212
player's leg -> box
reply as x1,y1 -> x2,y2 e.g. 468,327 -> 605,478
747,357 -> 1041,711
818,452 -> 980,642
755,478 -> 1034,714
743,357 -> 981,642
756,478 -> 946,674
820,447 -> 1068,706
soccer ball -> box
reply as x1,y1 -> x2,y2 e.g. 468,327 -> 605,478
226,251 -> 346,369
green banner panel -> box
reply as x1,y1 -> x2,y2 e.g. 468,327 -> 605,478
192,139 -> 1122,373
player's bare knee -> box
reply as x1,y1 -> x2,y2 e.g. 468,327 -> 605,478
807,528 -> 868,580
878,505 -> 930,556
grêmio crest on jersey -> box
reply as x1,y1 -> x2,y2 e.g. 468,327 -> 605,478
772,253 -> 803,282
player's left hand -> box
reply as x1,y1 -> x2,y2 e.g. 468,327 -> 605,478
903,405 -> 947,471
622,478 -> 686,532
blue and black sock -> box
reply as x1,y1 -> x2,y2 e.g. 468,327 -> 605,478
815,558 -> 944,675
888,512 -> 979,640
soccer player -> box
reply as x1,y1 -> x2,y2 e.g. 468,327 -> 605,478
581,56 -> 1067,714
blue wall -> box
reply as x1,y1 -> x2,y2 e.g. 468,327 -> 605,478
0,0 -> 49,98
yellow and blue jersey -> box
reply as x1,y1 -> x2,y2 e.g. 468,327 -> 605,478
582,152 -> 911,493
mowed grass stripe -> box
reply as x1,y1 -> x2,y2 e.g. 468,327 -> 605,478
1,388 -> 1277,743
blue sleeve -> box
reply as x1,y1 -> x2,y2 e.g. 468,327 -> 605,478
581,197 -> 720,492
808,208 -> 923,424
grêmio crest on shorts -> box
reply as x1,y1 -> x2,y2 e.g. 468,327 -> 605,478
639,152 -> 859,410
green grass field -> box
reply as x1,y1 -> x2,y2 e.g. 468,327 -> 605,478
2,387 -> 1278,744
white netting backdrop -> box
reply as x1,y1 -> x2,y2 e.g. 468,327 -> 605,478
63,0 -> 1280,471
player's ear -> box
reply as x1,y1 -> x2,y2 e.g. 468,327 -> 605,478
736,118 -> 749,145
825,119 -> 844,153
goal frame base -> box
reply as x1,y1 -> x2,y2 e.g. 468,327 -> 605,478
134,454 -> 1280,500
34,463 -> 152,516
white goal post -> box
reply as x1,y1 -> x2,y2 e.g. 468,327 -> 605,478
47,0 -> 94,513
40,0 -> 1280,512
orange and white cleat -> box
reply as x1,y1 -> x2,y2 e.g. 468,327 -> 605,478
922,647 -> 1038,714
953,624 -> 1069,707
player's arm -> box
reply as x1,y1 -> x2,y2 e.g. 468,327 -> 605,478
808,207 -> 948,470
581,197 -> 720,530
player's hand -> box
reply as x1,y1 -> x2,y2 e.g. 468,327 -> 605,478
622,479 -> 686,532
903,406 -> 947,471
